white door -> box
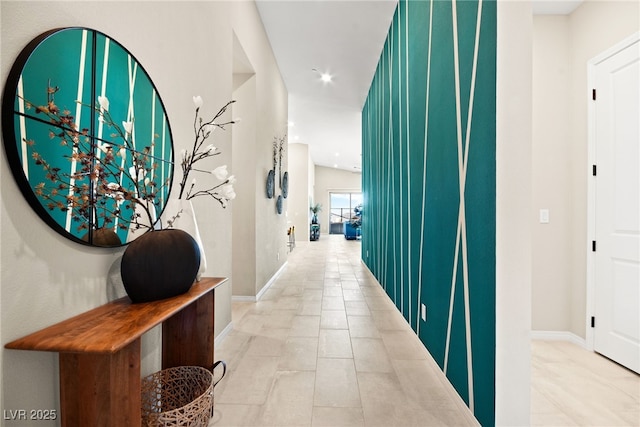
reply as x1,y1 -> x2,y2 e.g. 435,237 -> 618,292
592,36 -> 640,374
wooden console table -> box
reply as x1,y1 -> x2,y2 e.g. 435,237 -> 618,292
5,277 -> 227,426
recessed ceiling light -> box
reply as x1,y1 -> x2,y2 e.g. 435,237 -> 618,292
288,121 -> 295,127
335,152 -> 340,157
333,164 -> 338,168
294,135 -> 300,141
312,68 -> 333,84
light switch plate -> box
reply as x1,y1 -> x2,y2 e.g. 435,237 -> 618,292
539,209 -> 550,224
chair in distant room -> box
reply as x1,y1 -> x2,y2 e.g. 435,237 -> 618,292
343,221 -> 361,240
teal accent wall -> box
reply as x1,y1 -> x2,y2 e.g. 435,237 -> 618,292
361,0 -> 496,425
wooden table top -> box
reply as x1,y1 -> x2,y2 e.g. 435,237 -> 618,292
4,277 -> 227,354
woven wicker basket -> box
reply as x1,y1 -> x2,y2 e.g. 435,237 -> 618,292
141,365 -> 217,427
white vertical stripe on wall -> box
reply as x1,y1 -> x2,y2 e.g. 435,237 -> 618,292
378,45 -> 385,282
109,37 -> 129,199
17,76 -> 28,176
445,215 -> 463,370
397,3 -> 404,314
376,44 -> 379,283
380,46 -> 389,284
405,0 -> 412,327
65,29 -> 88,232
417,0 -> 434,336
445,0 -> 466,370
390,19 -> 398,300
127,55 -> 138,148
463,1 -> 483,413
97,38 -> 110,142
96,35 -> 112,232
161,114 -> 167,204
444,0 -> 484,413
115,39 -> 128,202
127,55 -> 138,201
150,90 -> 156,184
95,37 -> 125,232
380,38 -> 388,290
451,0 -> 474,410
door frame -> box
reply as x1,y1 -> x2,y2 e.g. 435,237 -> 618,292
585,31 -> 640,351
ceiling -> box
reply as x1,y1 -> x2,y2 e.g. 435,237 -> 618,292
256,0 -> 398,172
255,0 -> 583,173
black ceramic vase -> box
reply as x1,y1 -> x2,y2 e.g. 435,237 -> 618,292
121,229 -> 201,303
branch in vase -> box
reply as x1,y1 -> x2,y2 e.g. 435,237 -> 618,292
23,86 -> 168,231
177,97 -> 238,200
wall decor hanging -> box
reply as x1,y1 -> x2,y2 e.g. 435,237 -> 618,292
266,169 -> 275,199
1,27 -> 174,247
267,134 -> 287,213
281,171 -> 289,199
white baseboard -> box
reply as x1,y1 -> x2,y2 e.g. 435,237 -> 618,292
231,295 -> 256,302
257,261 -> 287,300
531,330 -> 587,349
214,321 -> 234,347
231,261 -> 288,303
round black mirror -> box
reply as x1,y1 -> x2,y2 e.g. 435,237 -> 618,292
2,27 -> 174,247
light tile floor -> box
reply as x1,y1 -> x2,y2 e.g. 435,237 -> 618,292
210,234 -> 640,426
211,235 -> 478,426
531,340 -> 640,426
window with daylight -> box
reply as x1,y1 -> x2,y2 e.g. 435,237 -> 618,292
329,192 -> 362,234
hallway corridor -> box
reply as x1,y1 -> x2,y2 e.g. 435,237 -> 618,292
211,235 -> 479,426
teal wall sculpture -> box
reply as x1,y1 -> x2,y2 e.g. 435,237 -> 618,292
361,0 -> 496,425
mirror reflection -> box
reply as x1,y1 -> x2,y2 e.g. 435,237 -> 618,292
2,27 -> 174,247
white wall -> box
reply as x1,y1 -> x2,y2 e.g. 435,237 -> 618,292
532,16 -> 573,333
225,1 -> 288,300
232,75 -> 258,297
313,165 -> 362,235
231,1 -> 289,297
496,1 -> 533,424
0,1 -> 286,422
309,151 -> 316,206
531,0 -> 639,338
288,143 -> 312,242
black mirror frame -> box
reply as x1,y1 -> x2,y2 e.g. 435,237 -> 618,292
2,27 -> 174,247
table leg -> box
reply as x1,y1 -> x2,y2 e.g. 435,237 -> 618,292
162,290 -> 214,370
59,339 -> 141,426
